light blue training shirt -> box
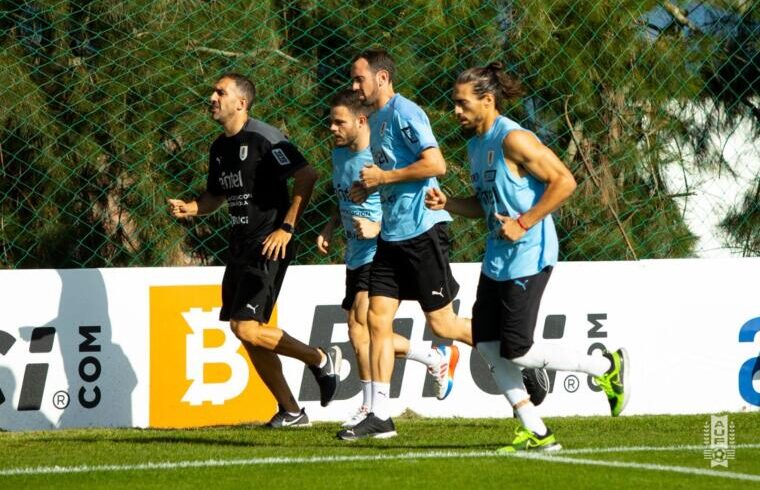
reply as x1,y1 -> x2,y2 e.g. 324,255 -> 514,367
332,146 -> 382,270
468,115 -> 559,281
368,94 -> 451,241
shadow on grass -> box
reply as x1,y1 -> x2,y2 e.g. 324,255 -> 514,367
12,423 -> 505,451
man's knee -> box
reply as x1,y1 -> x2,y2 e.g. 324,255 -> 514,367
424,303 -> 455,337
367,297 -> 396,329
230,320 -> 265,346
347,303 -> 368,332
347,316 -> 370,348
367,315 -> 390,338
367,315 -> 393,340
426,316 -> 449,337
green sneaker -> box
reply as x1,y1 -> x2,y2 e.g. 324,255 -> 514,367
594,347 -> 629,417
497,426 -> 562,453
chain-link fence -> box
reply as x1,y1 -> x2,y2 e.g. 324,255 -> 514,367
1,0 -> 758,268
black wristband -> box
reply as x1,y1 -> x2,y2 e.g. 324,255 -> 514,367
280,222 -> 295,233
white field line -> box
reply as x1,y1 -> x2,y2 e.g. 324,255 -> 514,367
512,451 -> 760,483
559,443 -> 760,455
0,444 -> 759,481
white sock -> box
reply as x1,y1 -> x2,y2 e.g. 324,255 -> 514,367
514,402 -> 547,436
510,342 -> 611,377
406,343 -> 440,368
477,341 -> 547,436
317,349 -> 327,368
360,379 -> 372,408
371,382 -> 391,420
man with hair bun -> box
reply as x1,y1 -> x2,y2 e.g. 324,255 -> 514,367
426,62 -> 629,452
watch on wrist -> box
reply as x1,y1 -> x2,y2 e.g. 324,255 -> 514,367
280,222 -> 295,234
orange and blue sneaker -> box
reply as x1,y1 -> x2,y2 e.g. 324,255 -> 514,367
431,344 -> 460,400
497,426 -> 561,453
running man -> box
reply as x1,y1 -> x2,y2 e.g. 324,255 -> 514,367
425,62 -> 629,451
336,49 -> 545,440
168,73 -> 342,428
319,89 -> 489,428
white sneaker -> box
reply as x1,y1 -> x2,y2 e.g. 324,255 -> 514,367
429,344 -> 460,400
342,405 -> 370,427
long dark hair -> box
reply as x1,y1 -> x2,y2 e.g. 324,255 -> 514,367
455,61 -> 524,110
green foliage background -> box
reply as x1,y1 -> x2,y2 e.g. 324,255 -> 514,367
1,0 -> 757,268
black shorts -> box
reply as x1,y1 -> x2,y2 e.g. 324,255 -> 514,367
472,266 -> 553,359
342,262 -> 372,310
219,241 -> 296,323
369,222 -> 460,312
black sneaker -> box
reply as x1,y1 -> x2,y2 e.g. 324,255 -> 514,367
265,407 -> 311,428
522,367 -> 550,406
308,345 -> 342,407
337,413 -> 397,440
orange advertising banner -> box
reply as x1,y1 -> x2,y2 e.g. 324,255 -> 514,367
149,285 -> 277,428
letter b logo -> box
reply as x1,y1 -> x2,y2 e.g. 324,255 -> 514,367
149,286 -> 276,428
181,308 -> 249,406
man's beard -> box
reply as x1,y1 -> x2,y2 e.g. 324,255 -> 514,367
459,125 -> 476,139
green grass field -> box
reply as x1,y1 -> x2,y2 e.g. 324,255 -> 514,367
1,412 -> 759,489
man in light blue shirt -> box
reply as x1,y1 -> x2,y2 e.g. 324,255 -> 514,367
328,76 -> 548,440
426,62 -> 629,452
317,90 -> 465,428
336,48 -> 473,441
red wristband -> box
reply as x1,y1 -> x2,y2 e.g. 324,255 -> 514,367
516,215 -> 529,231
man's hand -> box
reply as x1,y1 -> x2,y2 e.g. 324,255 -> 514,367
424,187 -> 447,210
167,199 -> 198,219
350,181 -> 376,204
359,164 -> 386,188
352,217 -> 381,239
494,212 -> 526,242
316,224 -> 334,255
262,229 -> 292,260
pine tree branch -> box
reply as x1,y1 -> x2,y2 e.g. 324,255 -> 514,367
190,46 -> 300,64
564,96 -> 639,260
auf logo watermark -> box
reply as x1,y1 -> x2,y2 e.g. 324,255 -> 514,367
703,415 -> 736,467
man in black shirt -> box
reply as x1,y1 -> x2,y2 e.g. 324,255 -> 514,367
168,73 -> 342,428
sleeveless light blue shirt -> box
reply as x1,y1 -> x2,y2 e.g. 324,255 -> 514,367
369,94 -> 451,241
468,115 -> 558,281
332,146 -> 382,270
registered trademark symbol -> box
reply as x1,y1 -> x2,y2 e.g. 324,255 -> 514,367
52,391 -> 70,409
564,375 -> 579,393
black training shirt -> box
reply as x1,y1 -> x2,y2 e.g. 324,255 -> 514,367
206,118 -> 308,258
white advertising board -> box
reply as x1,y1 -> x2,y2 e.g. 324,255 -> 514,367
0,258 -> 758,430
277,259 -> 760,421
